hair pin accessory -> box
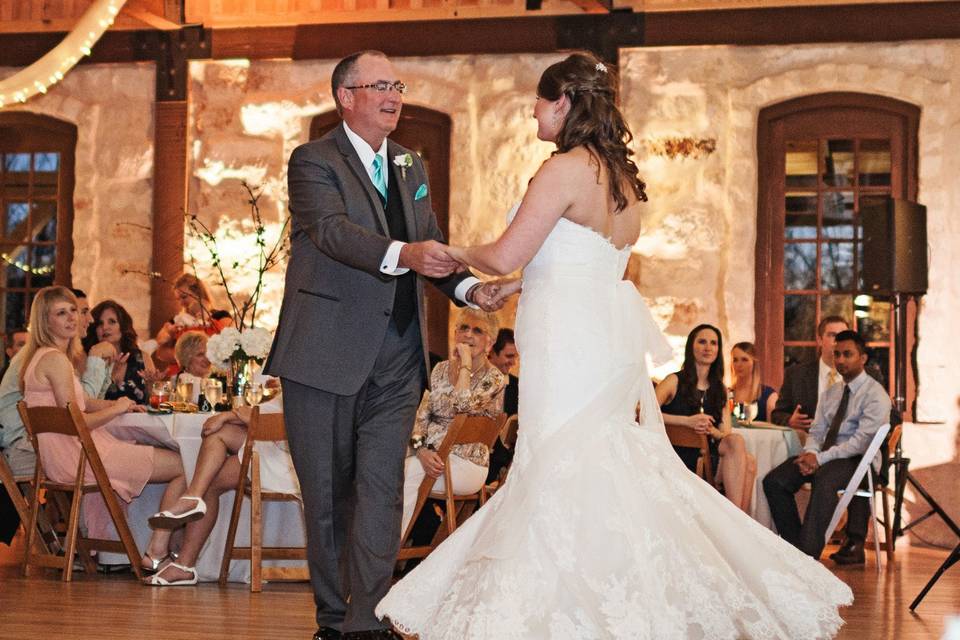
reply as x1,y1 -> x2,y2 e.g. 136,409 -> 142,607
595,62 -> 608,73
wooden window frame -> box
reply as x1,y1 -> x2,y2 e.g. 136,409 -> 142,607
755,92 -> 919,414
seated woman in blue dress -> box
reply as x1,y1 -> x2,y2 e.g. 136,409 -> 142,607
655,324 -> 757,513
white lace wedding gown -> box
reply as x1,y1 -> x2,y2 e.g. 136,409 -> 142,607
376,215 -> 853,639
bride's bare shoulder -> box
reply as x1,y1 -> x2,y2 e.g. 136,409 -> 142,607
537,147 -> 598,181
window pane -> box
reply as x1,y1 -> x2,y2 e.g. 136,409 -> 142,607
865,346 -> 891,392
784,345 -> 817,369
822,191 -> 855,239
859,139 -> 891,187
821,242 -> 855,290
5,203 -> 28,237
3,153 -> 30,172
31,201 -> 57,242
823,139 -> 855,187
821,293 -> 854,325
856,296 -> 891,342
785,192 -> 818,239
4,291 -> 27,333
784,294 -> 816,341
3,247 -> 28,288
31,245 -> 55,288
785,140 -> 818,189
785,243 -> 817,290
33,152 -> 59,173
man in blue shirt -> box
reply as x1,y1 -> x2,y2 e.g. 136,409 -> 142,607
763,330 -> 891,564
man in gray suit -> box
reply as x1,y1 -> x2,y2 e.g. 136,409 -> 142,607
264,51 -> 501,639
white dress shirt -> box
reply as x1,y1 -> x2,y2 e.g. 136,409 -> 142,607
342,121 -> 479,306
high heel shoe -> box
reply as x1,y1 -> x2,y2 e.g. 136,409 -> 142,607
148,496 -> 207,530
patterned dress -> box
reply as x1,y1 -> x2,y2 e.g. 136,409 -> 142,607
411,361 -> 506,467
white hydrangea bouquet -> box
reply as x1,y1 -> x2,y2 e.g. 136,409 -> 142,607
206,326 -> 273,370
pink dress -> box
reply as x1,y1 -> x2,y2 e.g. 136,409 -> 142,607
26,347 -> 153,502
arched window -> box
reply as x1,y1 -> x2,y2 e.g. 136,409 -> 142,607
756,93 -> 919,410
311,105 -> 453,359
0,112 -> 76,346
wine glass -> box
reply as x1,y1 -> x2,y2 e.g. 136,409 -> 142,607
204,379 -> 222,408
243,382 -> 264,407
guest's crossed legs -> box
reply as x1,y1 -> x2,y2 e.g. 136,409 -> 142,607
283,320 -> 424,634
763,455 -> 869,559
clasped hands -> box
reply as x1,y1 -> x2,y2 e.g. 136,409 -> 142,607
794,451 -> 820,475
399,240 -> 517,312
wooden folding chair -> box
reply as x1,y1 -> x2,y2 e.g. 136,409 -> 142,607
17,401 -> 144,580
664,424 -> 716,487
398,413 -> 507,562
0,448 -> 33,538
824,423 -> 891,575
219,407 -> 306,592
481,414 -> 519,501
877,424 -> 903,559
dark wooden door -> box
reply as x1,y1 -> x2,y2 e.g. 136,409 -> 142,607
311,105 -> 453,359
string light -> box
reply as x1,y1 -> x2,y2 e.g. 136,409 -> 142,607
0,0 -> 128,109
0,253 -> 55,276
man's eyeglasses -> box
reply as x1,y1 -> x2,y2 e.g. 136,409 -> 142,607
344,80 -> 407,95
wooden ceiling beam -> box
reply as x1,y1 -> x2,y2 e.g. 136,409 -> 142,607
2,2 -> 960,68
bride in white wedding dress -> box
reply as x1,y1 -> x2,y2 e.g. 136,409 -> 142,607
375,52 -> 853,639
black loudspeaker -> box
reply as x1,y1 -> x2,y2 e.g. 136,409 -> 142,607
861,198 -> 928,295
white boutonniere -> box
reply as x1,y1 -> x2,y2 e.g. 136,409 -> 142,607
393,153 -> 413,180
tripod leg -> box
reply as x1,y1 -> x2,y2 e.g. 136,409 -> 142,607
909,544 -> 960,610
907,473 -> 960,538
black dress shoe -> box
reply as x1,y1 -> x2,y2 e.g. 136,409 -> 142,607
342,629 -> 403,639
313,627 -> 342,640
829,540 -> 865,565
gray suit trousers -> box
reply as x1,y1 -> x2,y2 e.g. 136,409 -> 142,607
281,318 -> 424,633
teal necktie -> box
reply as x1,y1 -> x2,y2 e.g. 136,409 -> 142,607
372,155 -> 386,202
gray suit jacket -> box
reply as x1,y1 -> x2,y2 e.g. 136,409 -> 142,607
264,123 -> 468,395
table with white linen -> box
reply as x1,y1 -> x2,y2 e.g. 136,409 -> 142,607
97,410 -> 306,582
734,422 -> 803,531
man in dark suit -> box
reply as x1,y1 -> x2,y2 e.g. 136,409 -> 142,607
264,51 -> 502,640
486,328 -> 519,483
771,315 -> 849,430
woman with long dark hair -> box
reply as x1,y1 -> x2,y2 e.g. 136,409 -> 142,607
656,324 -> 757,512
82,300 -> 158,404
376,53 -> 851,638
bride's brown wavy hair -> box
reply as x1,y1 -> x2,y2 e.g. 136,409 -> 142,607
537,52 -> 647,212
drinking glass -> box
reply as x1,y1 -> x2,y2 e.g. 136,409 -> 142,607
243,382 -> 264,407
177,379 -> 194,404
204,379 -> 223,408
150,380 -> 171,409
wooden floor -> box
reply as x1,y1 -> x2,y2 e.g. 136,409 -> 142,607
1,534 -> 957,639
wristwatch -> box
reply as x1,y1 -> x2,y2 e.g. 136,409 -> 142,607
410,434 -> 426,451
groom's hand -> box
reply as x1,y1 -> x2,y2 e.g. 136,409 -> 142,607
399,240 -> 460,277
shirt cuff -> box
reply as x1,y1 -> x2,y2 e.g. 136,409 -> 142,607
380,241 -> 411,276
455,277 -> 483,308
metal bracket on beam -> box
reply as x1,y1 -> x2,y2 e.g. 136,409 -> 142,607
135,25 -> 211,102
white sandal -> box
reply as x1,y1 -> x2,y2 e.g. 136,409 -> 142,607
144,562 -> 198,587
148,496 -> 207,530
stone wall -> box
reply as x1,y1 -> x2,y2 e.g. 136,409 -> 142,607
0,62 -> 156,338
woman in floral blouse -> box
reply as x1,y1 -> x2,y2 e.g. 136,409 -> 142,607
400,308 -> 507,535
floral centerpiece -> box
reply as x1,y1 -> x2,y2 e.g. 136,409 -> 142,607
187,183 -> 289,398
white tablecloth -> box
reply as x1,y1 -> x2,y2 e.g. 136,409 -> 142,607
97,411 -> 306,582
735,424 -> 802,530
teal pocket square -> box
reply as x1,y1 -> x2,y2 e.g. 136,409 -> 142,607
415,184 -> 428,200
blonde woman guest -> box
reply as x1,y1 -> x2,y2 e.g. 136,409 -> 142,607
150,273 -> 231,370
21,286 -> 189,572
400,309 -> 507,535
729,341 -> 779,423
